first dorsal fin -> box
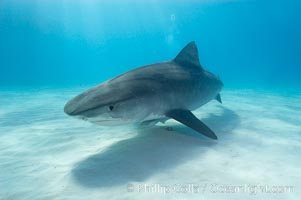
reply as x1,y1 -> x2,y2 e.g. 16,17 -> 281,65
174,41 -> 202,68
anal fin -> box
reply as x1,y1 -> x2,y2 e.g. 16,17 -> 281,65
165,109 -> 218,140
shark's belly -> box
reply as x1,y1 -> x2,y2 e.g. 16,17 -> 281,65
140,79 -> 217,121
167,80 -> 216,110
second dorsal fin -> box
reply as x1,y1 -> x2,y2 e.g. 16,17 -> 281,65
174,41 -> 202,69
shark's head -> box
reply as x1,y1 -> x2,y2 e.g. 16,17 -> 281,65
64,82 -> 150,125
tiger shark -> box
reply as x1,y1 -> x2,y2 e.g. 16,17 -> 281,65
64,41 -> 223,139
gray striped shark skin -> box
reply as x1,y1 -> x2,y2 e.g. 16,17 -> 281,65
64,42 -> 223,139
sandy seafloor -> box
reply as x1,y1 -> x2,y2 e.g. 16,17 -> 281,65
0,87 -> 300,200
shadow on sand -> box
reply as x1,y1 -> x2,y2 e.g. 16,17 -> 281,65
71,106 -> 240,188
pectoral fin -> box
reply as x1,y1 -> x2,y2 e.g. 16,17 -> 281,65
166,109 -> 218,140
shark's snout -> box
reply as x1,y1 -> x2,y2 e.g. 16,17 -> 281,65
64,100 -> 78,116
64,94 -> 86,116
64,91 -> 105,118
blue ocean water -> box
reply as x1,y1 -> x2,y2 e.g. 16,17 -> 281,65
1,1 -> 301,200
1,0 -> 300,89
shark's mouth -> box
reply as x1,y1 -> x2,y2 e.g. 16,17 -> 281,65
66,94 -> 133,117
89,118 -> 131,126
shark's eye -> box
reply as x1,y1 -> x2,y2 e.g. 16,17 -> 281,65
108,105 -> 114,111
